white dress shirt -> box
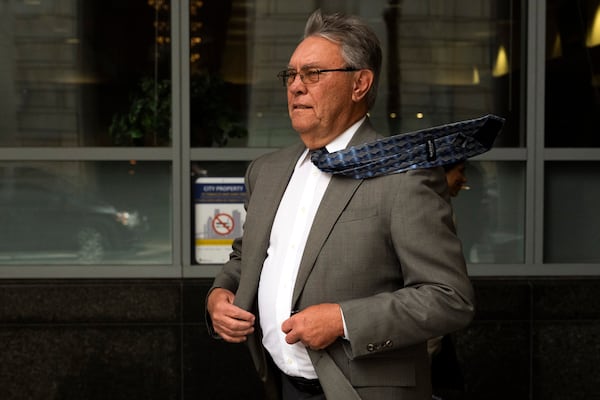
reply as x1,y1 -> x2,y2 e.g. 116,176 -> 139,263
257,117 -> 365,379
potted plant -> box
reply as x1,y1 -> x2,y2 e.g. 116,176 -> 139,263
109,73 -> 246,147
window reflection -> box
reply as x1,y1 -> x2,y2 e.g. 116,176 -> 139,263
545,162 -> 600,262
452,161 -> 526,264
0,1 -> 171,147
546,0 -> 600,147
0,162 -> 172,264
190,0 -> 523,148
189,1 -> 249,147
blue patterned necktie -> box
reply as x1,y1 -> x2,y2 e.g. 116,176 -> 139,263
310,114 -> 504,179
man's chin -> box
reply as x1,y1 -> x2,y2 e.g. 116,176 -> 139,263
292,121 -> 317,136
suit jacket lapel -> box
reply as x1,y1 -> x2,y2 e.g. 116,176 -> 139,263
291,176 -> 361,306
291,119 -> 379,307
250,144 -> 305,246
234,144 -> 305,310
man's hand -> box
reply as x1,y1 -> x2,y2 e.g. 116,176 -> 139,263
281,303 -> 344,350
207,288 -> 255,343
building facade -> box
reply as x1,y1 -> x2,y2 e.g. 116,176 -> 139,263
1,1 -> 599,399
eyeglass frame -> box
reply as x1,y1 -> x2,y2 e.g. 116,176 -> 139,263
276,66 -> 359,87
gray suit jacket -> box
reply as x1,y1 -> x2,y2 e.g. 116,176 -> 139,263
209,119 -> 475,400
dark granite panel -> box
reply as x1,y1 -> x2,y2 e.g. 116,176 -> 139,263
0,280 -> 180,323
532,279 -> 600,320
0,326 -> 180,400
183,326 -> 265,400
0,277 -> 598,400
471,279 -> 532,321
181,279 -> 213,323
533,321 -> 600,400
455,321 -> 531,400
181,280 -> 265,398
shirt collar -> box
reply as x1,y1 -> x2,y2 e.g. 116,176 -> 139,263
324,116 -> 366,153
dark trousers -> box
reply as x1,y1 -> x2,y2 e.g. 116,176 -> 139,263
280,373 -> 326,400
431,335 -> 465,400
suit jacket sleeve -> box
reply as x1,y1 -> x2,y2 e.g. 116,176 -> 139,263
205,157 -> 260,335
208,157 -> 262,294
329,167 -> 475,359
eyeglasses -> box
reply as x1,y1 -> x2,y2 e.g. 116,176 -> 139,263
276,67 -> 358,87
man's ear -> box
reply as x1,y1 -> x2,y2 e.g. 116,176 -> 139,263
352,69 -> 374,102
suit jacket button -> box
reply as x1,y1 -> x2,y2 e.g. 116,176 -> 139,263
367,343 -> 375,352
385,340 -> 393,348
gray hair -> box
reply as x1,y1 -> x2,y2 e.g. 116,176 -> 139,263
303,9 -> 382,109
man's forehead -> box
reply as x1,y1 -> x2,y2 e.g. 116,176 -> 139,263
285,63 -> 320,70
289,37 -> 342,65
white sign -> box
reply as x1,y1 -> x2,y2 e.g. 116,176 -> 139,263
194,177 -> 246,264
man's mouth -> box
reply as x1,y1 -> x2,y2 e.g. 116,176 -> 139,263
293,104 -> 312,110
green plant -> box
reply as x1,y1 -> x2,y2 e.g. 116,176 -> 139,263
190,73 -> 246,147
109,77 -> 171,146
109,73 -> 247,147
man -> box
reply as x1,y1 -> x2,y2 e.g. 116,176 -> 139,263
429,161 -> 471,400
206,9 -> 475,400
444,161 -> 468,198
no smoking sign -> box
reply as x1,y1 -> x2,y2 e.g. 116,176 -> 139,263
211,213 -> 235,236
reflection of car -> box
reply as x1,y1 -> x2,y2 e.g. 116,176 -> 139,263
0,179 -> 148,263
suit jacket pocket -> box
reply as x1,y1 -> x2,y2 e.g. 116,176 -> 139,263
337,207 -> 378,223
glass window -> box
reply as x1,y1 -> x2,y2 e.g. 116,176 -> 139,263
0,161 -> 172,265
453,161 -> 526,264
189,0 -> 524,148
545,0 -> 600,147
544,162 -> 600,263
0,1 -> 171,147
3,0 -> 570,276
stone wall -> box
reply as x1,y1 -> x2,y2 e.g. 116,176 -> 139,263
1,278 -> 598,399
